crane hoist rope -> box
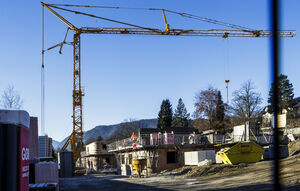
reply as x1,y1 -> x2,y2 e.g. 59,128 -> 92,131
41,5 -> 45,136
223,38 -> 231,105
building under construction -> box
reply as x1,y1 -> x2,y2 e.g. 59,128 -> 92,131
108,128 -> 214,176
78,141 -> 117,171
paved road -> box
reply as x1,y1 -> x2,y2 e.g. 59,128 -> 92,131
60,175 -> 172,191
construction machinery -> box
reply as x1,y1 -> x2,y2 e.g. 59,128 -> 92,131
40,2 -> 295,164
132,159 -> 147,177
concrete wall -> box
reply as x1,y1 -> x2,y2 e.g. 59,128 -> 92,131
116,146 -> 208,176
83,155 -> 116,170
86,141 -> 109,155
83,141 -> 116,170
155,148 -> 183,172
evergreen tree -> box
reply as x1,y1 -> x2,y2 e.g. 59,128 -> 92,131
215,91 -> 225,132
157,99 -> 173,131
172,98 -> 190,128
268,74 -> 295,113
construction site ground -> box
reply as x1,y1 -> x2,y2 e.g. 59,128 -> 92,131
60,154 -> 300,191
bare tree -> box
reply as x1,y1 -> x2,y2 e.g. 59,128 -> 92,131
230,80 -> 262,123
194,86 -> 218,129
193,118 -> 210,132
1,85 -> 23,109
118,118 -> 139,138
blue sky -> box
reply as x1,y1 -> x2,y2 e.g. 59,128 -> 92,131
0,0 -> 299,141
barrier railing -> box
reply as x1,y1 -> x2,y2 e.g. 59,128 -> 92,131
107,134 -> 273,152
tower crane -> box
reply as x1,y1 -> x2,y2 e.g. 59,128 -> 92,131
40,2 -> 295,164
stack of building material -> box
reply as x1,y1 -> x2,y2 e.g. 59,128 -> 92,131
184,150 -> 216,165
150,133 -> 162,145
274,113 -> 287,128
35,161 -> 58,183
163,132 -> 174,144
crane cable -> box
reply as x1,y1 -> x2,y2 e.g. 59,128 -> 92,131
47,4 -> 159,31
163,9 -> 253,31
223,38 -> 231,105
41,6 -> 45,135
47,3 -> 253,31
48,4 -> 157,10
225,38 -> 231,81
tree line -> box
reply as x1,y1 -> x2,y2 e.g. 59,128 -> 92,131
157,98 -> 191,131
157,74 -> 297,133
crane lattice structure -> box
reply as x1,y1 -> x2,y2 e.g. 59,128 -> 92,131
41,2 -> 295,163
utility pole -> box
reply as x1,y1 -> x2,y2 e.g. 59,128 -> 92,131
225,80 -> 230,105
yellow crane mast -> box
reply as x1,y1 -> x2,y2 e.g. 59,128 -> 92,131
40,2 -> 295,164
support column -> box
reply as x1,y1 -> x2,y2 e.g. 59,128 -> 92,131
71,33 -> 84,163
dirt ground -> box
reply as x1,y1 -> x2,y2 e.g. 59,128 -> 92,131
60,154 -> 300,191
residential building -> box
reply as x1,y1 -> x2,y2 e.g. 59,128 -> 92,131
38,135 -> 53,158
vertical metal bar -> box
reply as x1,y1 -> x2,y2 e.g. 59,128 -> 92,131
41,5 -> 45,136
271,0 -> 281,190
